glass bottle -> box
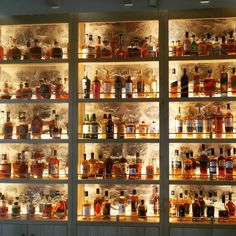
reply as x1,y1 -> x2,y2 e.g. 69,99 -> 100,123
12,201 -> 21,217
149,121 -> 158,138
106,114 -> 114,139
94,188 -> 103,217
104,153 -> 113,179
3,112 -> 13,139
198,190 -> 206,217
48,149 -> 59,178
51,40 -> 63,59
190,35 -> 198,56
51,115 -> 62,139
0,194 -> 8,216
183,152 -> 192,179
150,69 -> 158,98
137,70 -> 145,98
1,81 -> 11,100
116,115 -> 125,139
200,144 -> 208,179
175,40 -> 183,56
169,40 -> 176,57
183,32 -> 191,56
175,107 -> 183,138
41,195 -> 52,219
226,192 -> 235,216
35,79 -> 43,99
114,75 -> 122,99
206,192 -> 215,219
198,34 -> 207,56
40,78 -> 52,99
135,152 -> 142,178
90,113 -> 99,139
205,107 -> 213,138
218,148 -> 226,179
102,190 -> 111,219
54,192 -> 67,219
16,112 -> 28,139
226,149 -> 233,180
116,34 -> 126,58
22,80 -> 32,99
30,155 -> 45,179
100,114 -> 107,139
218,194 -> 229,222
177,193 -> 185,220
13,152 -> 28,178
0,154 -> 11,178
138,200 -> 147,219
224,103 -> 234,138
131,189 -> 138,216
125,74 -> 133,98
189,151 -> 197,177
221,36 -> 228,55
119,154 -> 128,179
95,154 -> 104,179
15,82 -> 24,99
82,114 -> 90,139
231,67 -> 236,96
118,190 -> 126,219
171,150 -> 182,178
92,71 -> 101,99
88,152 -> 97,178
170,68 -> 178,98
233,147 -> 236,179
169,191 -> 177,217
215,106 -> 223,138
213,35 -> 222,55
100,38 -> 112,58
204,69 -> 216,97
205,33 -> 213,56
82,191 -> 91,219
87,35 -> 95,58
81,71 -> 91,99
227,32 -> 235,55
128,157 -> 139,180
138,121 -> 148,138
183,190 -> 191,218
30,39 -> 42,59
195,107 -> 204,139
193,66 -> 200,97
8,38 -> 21,60
125,119 -> 136,139
186,108 -> 194,137
220,66 -> 228,97
31,111 -> 43,139
103,70 -> 112,99
95,36 -> 101,58
209,148 -> 217,180
80,153 -> 89,179
181,68 -> 189,97
146,159 -> 154,179
192,193 -> 201,221
81,34 -> 88,59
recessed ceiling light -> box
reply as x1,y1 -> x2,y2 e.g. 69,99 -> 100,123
200,0 -> 210,4
123,0 -> 134,7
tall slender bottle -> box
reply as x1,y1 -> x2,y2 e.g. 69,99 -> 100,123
118,190 -> 126,219
226,149 -> 233,180
199,144 -> 208,179
92,71 -> 101,99
171,150 -> 182,178
169,191 -> 177,217
81,71 -> 91,99
193,66 -> 200,97
177,193 -> 185,221
125,74 -> 133,98
191,35 -> 198,56
150,69 -> 158,98
94,188 -> 103,217
192,193 -> 201,221
183,152 -> 192,179
137,70 -> 145,98
82,114 -> 90,139
220,66 -> 228,97
231,68 -> 236,95
103,70 -> 112,99
170,68 -> 178,98
215,106 -> 223,138
90,114 -> 99,139
186,108 -> 194,137
106,114 -> 114,139
131,189 -> 138,216
198,190 -> 206,217
183,190 -> 191,217
209,148 -> 217,180
181,68 -> 189,98
183,32 -> 191,56
218,148 -> 226,179
82,191 -> 91,219
114,75 -> 122,98
175,107 -> 183,138
224,103 -> 234,138
195,107 -> 204,139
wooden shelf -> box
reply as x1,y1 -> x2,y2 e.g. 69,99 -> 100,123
169,97 -> 236,102
0,177 -> 68,184
78,98 -> 159,103
0,59 -> 69,65
169,55 -> 236,62
169,138 -> 236,143
0,139 -> 69,144
0,99 -> 69,104
78,138 -> 159,143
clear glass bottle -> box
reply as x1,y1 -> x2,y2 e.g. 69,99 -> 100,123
16,112 -> 28,139
81,71 -> 91,99
150,185 -> 159,216
149,69 -> 158,98
169,190 -> 177,217
0,154 -> 11,178
3,112 -> 13,139
48,149 -> 59,178
82,114 -> 90,139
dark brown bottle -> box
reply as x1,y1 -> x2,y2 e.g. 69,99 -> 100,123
114,76 -> 122,98
40,78 -> 52,99
181,68 -> 189,98
226,149 -> 233,180
192,193 -> 201,220
218,148 -> 226,179
51,40 -> 63,59
106,114 -> 114,139
30,39 -> 42,59
104,154 -> 113,178
199,144 -> 208,179
198,190 -> 205,217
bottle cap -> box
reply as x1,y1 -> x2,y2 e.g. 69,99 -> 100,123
133,189 -> 137,195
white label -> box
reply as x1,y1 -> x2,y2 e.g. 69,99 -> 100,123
118,204 -> 126,214
103,82 -> 111,93
83,124 -> 90,135
82,206 -> 90,217
125,83 -> 132,93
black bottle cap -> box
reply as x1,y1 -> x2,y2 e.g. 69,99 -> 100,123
211,148 -> 215,156
186,152 -> 189,158
185,190 -> 188,195
220,148 -> 224,155
83,153 -> 86,160
185,32 -> 189,38
202,144 -> 206,151
175,150 -> 179,156
229,192 -> 232,200
120,190 -> 124,196
179,193 -> 183,198
133,189 -> 137,195
105,190 -> 109,197
222,194 -> 226,203
96,188 -> 100,194
200,190 -> 203,196
227,149 -> 231,156
91,152 -> 95,159
141,199 -> 145,204
85,191 -> 88,197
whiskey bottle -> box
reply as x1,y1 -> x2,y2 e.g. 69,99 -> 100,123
82,191 -> 91,219
183,152 -> 192,179
183,32 -> 191,56
103,70 -> 112,99
171,150 -> 182,178
131,189 -> 138,216
221,36 -> 227,55
203,70 -> 216,97
13,152 -> 28,178
138,121 -> 148,138
51,115 -> 62,139
87,35 -> 95,58
0,154 -> 11,178
101,114 -> 107,139
51,40 -> 63,59
81,71 -> 91,99
3,112 -> 13,139
1,81 -> 11,100
169,191 -> 177,217
175,40 -> 183,56
220,66 -> 228,97
128,157 -> 139,180
119,154 -> 128,179
136,152 -> 143,178
199,144 -> 208,179
137,70 -> 145,98
192,193 -> 201,221
100,38 -> 112,58
40,78 -> 52,99
175,107 -> 183,138
226,192 -> 235,216
138,200 -> 147,219
195,106 -> 204,139
125,74 -> 133,98
31,111 -> 43,139
149,121 -> 158,138
150,69 -> 158,98
190,35 -> 198,56
205,107 -> 213,138
95,36 -> 101,58
218,194 -> 229,222
22,80 -> 33,99
0,195 -> 8,216
224,103 -> 234,138
215,106 -> 223,138
180,68 -> 189,97
95,154 -> 104,179
30,39 -> 42,59
149,185 -> 159,216
48,149 -> 59,178
206,192 -> 215,219
226,149 -> 233,180
209,148 -> 217,180
82,114 -> 90,139
233,147 -> 236,178
183,190 -> 191,217
15,82 -> 24,99
106,114 -> 114,139
193,66 -> 200,97
104,153 -> 113,178
88,152 -> 97,178
116,34 -> 126,58
116,115 -> 125,139
80,153 -> 89,179
114,75 -> 122,98
189,151 -> 196,177
146,159 -> 154,179
16,112 -> 28,139
218,148 -> 226,179
231,68 -> 236,95
227,32 -> 236,55
198,35 -> 207,56
125,119 -> 136,139
92,71 -> 101,99
102,190 -> 111,219
30,152 -> 45,179
177,193 -> 185,220
170,68 -> 178,98
186,108 -> 194,137
198,190 -> 206,217
118,190 -> 126,219
90,114 -> 99,139
8,38 -> 21,60
94,188 -> 103,217
212,35 -> 221,56
205,33 -> 213,56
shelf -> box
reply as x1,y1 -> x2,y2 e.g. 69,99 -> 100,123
169,138 -> 236,143
169,97 -> 236,102
169,55 -> 236,62
0,99 -> 69,104
78,57 -> 159,64
0,178 -> 68,184
169,179 -> 236,186
78,138 -> 159,143
0,59 -> 69,66
0,139 -> 69,144
78,98 -> 159,103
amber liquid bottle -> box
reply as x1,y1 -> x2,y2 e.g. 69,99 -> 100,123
137,70 -> 145,98
226,149 -> 233,180
170,68 -> 178,98
195,107 -> 204,139
131,189 -> 139,216
209,148 -> 217,180
16,112 -> 28,139
103,71 -> 112,99
92,71 -> 101,99
31,111 -> 43,139
102,190 -> 111,219
199,144 -> 208,179
183,152 -> 192,179
231,68 -> 236,96
193,66 -> 200,97
3,112 -> 13,139
215,106 -> 223,138
220,66 -> 228,97
114,76 -> 122,99
226,192 -> 236,216
48,149 -> 59,179
94,188 -> 103,217
171,150 -> 182,178
80,153 -> 89,179
118,190 -> 126,219
177,193 -> 185,221
224,103 -> 234,138
106,114 -> 114,139
233,147 -> 236,179
88,152 -> 96,178
192,193 -> 201,221
175,107 -> 183,138
183,190 -> 191,217
218,148 -> 226,179
169,191 -> 177,217
125,75 -> 133,98
82,191 -> 91,219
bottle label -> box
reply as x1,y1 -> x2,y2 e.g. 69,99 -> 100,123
125,83 -> 132,93
49,163 -> 59,175
92,82 -> 100,97
118,204 -> 125,214
102,203 -> 111,216
224,118 -> 233,128
81,164 -> 88,174
83,124 -> 90,135
195,120 -> 203,132
177,206 -> 185,217
186,120 -> 194,132
172,160 -> 182,169
131,200 -> 138,212
3,125 -> 13,135
137,81 -> 144,93
82,205 -> 90,217
103,82 -> 111,93
94,202 -> 102,214
126,126 -> 135,134
150,123 -> 158,133
209,161 -> 217,174
226,160 -> 233,170
90,124 -> 98,134
184,43 -> 191,53
184,163 -> 192,171
129,167 -> 137,175
175,120 -> 183,133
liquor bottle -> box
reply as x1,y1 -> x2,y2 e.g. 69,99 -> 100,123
183,190 -> 191,217
189,151 -> 197,177
146,35 -> 156,57
48,149 -> 59,178
169,41 -> 176,56
209,148 -> 217,180
118,190 -> 126,219
227,32 -> 235,55
150,185 -> 159,215
8,38 -> 21,60
186,108 -> 194,137
221,36 -> 228,55
226,192 -> 236,216
206,192 -> 215,219
0,41 -> 4,60
226,149 -> 233,180
41,194 -> 52,218
23,41 -> 31,60
125,74 -> 133,98
169,191 -> 177,217
218,148 -> 226,179
116,115 -> 125,139
82,191 -> 91,219
87,35 -> 95,58
220,66 -> 228,97
131,189 -> 138,216
30,39 -> 42,59
205,33 -> 213,56
82,114 -> 90,139
95,154 -> 104,179
137,70 -> 145,98
103,70 -> 112,99
218,194 -> 229,222
171,150 -> 182,178
95,36 -> 101,58
16,112 -> 28,139
81,71 -> 91,99
180,68 -> 189,97
13,152 -> 28,178
150,69 -> 158,98
175,107 -> 183,138
198,190 -> 206,217
135,152 -> 142,178
31,111 -> 43,139
183,32 -> 191,56
3,112 -> 13,139
116,34 -> 126,58
106,114 -> 114,139
104,153 -> 113,178
0,154 -> 11,178
90,114 -> 99,139
0,195 -> 8,216
175,40 -> 183,56
138,200 -> 147,219
1,81 -> 11,99
138,121 -> 148,138
40,78 -> 52,99
128,157 -> 139,180
183,152 -> 192,179
190,35 -> 198,56
119,154 -> 128,179
51,115 -> 62,139
146,159 -> 154,179
224,103 -> 234,138
53,191 -> 67,219
15,82 -> 24,99
212,36 -> 222,55
80,153 -> 89,179
114,75 -> 122,98
12,201 -> 21,217
88,152 -> 97,178
231,67 -> 236,96
149,121 -> 158,138
102,190 -> 111,219
51,40 -> 63,59
192,193 -> 201,221
195,107 -> 204,139
198,35 -> 207,56
193,66 -> 200,97
133,37 -> 142,58
94,188 -> 103,217
170,68 -> 178,98
22,81 -> 32,99
215,106 -> 223,138
199,144 -> 208,179
204,69 -> 216,97
177,193 -> 185,220
30,152 -> 45,179
205,107 -> 213,138
81,34 -> 88,58
101,38 -> 112,58
125,119 -> 136,139
111,32 -> 118,58
92,71 -> 101,99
